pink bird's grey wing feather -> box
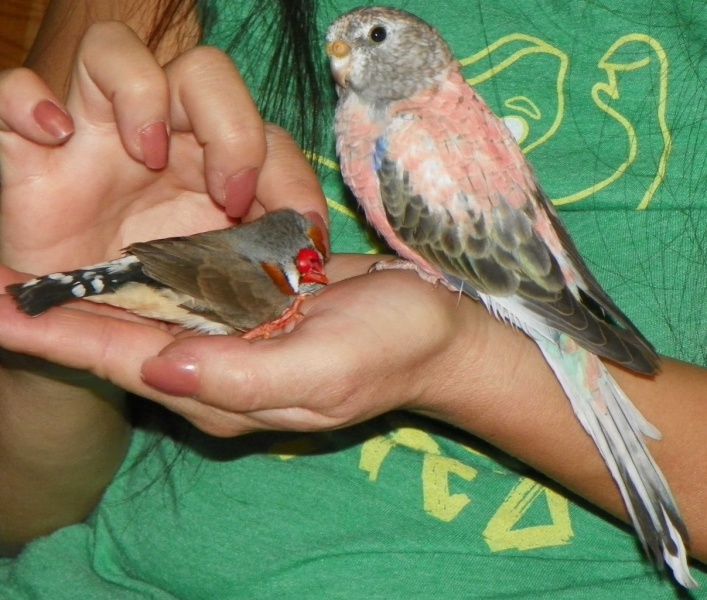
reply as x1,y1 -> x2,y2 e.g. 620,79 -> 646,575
539,192 -> 659,363
374,74 -> 658,373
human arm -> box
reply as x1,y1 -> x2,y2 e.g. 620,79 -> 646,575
3,250 -> 707,564
132,260 -> 707,565
143,265 -> 707,565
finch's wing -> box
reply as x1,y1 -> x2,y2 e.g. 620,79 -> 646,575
128,232 -> 290,332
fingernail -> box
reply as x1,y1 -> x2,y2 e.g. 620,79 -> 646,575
304,211 -> 330,258
224,168 -> 258,218
33,100 -> 74,140
141,355 -> 199,398
139,121 -> 169,170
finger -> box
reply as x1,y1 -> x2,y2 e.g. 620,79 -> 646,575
164,46 -> 266,217
248,124 -> 330,253
0,264 -> 32,288
0,293 -> 176,380
0,279 -> 264,436
139,320 -> 359,434
69,21 -> 170,169
0,68 -> 74,144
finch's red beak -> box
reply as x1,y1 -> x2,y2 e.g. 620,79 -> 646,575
302,267 -> 329,286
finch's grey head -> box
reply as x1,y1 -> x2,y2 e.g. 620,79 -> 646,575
252,210 -> 329,294
326,7 -> 455,104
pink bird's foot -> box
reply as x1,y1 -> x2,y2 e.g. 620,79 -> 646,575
369,258 -> 457,291
241,296 -> 307,341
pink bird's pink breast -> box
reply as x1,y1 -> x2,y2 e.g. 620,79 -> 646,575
335,92 -> 443,276
391,72 -> 576,286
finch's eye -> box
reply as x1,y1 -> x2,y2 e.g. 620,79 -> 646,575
369,26 -> 387,43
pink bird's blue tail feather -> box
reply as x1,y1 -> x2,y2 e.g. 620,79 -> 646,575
536,333 -> 696,588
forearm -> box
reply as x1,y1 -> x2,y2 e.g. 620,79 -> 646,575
0,352 -> 130,553
420,300 -> 707,563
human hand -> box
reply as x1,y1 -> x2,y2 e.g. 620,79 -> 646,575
0,254 -> 496,436
0,21 -> 327,278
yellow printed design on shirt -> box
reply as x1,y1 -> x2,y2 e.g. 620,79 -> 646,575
269,415 -> 574,553
461,33 -> 671,210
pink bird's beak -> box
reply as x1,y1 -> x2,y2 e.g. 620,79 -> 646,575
326,40 -> 351,88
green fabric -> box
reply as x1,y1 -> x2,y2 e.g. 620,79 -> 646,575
3,1 -> 706,597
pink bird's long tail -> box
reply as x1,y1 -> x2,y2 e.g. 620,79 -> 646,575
536,332 -> 697,588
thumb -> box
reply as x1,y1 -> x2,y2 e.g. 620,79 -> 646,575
139,322 -> 337,412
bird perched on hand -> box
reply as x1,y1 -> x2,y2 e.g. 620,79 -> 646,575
327,6 -> 695,588
6,209 -> 328,339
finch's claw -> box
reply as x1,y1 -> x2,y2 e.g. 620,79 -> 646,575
241,296 -> 307,341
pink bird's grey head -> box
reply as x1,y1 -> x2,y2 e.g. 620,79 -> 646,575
326,7 -> 454,104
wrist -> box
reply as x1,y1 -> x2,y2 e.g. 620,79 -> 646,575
409,295 -> 534,428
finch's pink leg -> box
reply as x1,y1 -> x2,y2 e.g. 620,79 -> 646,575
241,296 -> 307,341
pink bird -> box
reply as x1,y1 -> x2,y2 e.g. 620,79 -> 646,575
327,6 -> 696,588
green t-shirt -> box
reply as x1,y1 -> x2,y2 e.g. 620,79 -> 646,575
2,1 -> 706,598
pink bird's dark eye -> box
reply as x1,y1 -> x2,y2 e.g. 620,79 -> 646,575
369,26 -> 387,43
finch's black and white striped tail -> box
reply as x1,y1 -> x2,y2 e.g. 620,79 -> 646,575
6,256 -> 151,316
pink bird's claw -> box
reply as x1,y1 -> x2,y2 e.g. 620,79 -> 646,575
241,296 -> 307,341
369,257 -> 417,273
369,258 -> 453,289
